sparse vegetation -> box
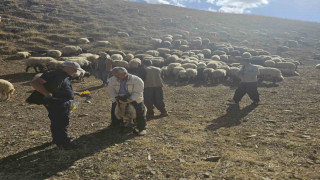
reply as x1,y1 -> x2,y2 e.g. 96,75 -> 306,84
0,0 -> 320,179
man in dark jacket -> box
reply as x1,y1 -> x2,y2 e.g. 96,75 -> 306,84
31,61 -> 83,150
141,60 -> 168,119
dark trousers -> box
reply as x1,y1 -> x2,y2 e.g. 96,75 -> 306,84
233,82 -> 260,103
45,102 -> 70,145
144,87 -> 167,115
111,101 -> 146,131
98,70 -> 111,84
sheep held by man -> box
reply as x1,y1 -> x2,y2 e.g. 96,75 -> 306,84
0,79 -> 15,102
115,101 -> 137,128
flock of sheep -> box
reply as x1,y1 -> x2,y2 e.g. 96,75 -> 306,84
0,32 -> 315,102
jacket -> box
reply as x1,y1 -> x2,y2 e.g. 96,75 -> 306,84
108,74 -> 144,103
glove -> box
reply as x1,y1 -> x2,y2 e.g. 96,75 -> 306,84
119,99 -> 133,104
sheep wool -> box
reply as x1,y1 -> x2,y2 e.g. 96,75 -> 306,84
0,79 -> 15,101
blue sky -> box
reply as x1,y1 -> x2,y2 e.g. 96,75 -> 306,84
129,0 -> 320,22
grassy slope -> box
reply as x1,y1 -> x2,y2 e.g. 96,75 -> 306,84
0,0 -> 320,179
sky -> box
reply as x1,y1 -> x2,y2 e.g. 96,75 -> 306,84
129,0 -> 320,22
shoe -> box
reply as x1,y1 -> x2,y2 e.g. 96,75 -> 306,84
57,142 -> 78,150
108,123 -> 120,129
146,114 -> 154,119
138,130 -> 147,136
159,112 -> 169,117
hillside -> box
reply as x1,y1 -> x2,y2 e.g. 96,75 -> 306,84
1,0 -> 320,179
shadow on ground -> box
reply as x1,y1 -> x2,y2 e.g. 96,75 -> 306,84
206,103 -> 258,131
0,128 -> 136,180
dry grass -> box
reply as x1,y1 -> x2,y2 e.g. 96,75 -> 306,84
0,0 -> 320,179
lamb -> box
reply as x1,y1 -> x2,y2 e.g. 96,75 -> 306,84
210,69 -> 227,84
258,67 -> 284,84
61,46 -> 82,56
0,79 -> 15,101
26,57 -> 56,73
115,101 -> 137,127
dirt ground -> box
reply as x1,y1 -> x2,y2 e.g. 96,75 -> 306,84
0,57 -> 320,179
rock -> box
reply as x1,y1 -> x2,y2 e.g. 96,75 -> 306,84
203,172 -> 211,178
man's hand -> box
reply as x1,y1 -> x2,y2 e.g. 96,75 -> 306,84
43,95 -> 55,104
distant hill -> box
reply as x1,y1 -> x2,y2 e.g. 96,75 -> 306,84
0,0 -> 319,58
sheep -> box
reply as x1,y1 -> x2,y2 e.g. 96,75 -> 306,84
78,38 -> 90,44
71,70 -> 91,82
211,69 -> 227,84
125,53 -> 135,62
203,68 -> 214,83
157,48 -> 171,55
184,68 -> 198,81
61,57 -> 91,67
258,67 -> 284,84
47,50 -> 62,58
107,50 -> 126,57
115,101 -> 138,128
0,79 -> 15,101
61,46 -> 82,56
16,51 -> 31,59
220,55 -> 228,62
111,54 -> 123,61
275,62 -> 297,76
117,32 -> 130,38
264,60 -> 276,67
161,66 -> 170,79
211,55 -> 220,61
206,61 -> 219,69
25,57 -> 56,72
113,60 -> 129,68
96,41 -> 111,46
316,64 -> 320,69
228,67 -> 241,82
128,58 -> 141,69
151,38 -> 162,46
47,60 -> 64,70
213,50 -> 226,56
145,50 -> 160,57
167,63 -> 181,72
202,49 -> 211,58
172,66 -> 185,77
181,63 -> 197,69
177,69 -> 187,81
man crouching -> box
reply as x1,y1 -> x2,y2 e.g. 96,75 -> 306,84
108,67 -> 147,136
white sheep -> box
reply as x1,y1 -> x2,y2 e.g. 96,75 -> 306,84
206,61 -> 219,69
258,67 -> 284,83
47,50 -> 62,58
111,54 -> 123,61
96,41 -> 111,46
172,66 -> 185,77
128,58 -> 141,69
26,57 -> 57,72
275,62 -> 297,76
181,63 -> 197,69
78,38 -> 90,44
316,64 -> 320,69
264,60 -> 276,67
211,69 -> 227,84
125,53 -> 135,62
115,102 -> 137,127
61,46 -> 82,56
145,50 -> 160,57
47,60 -> 64,70
228,67 -> 241,82
0,79 -> 15,101
16,51 -> 31,59
113,60 -> 129,68
203,68 -> 214,83
167,63 -> 182,72
184,68 -> 198,81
